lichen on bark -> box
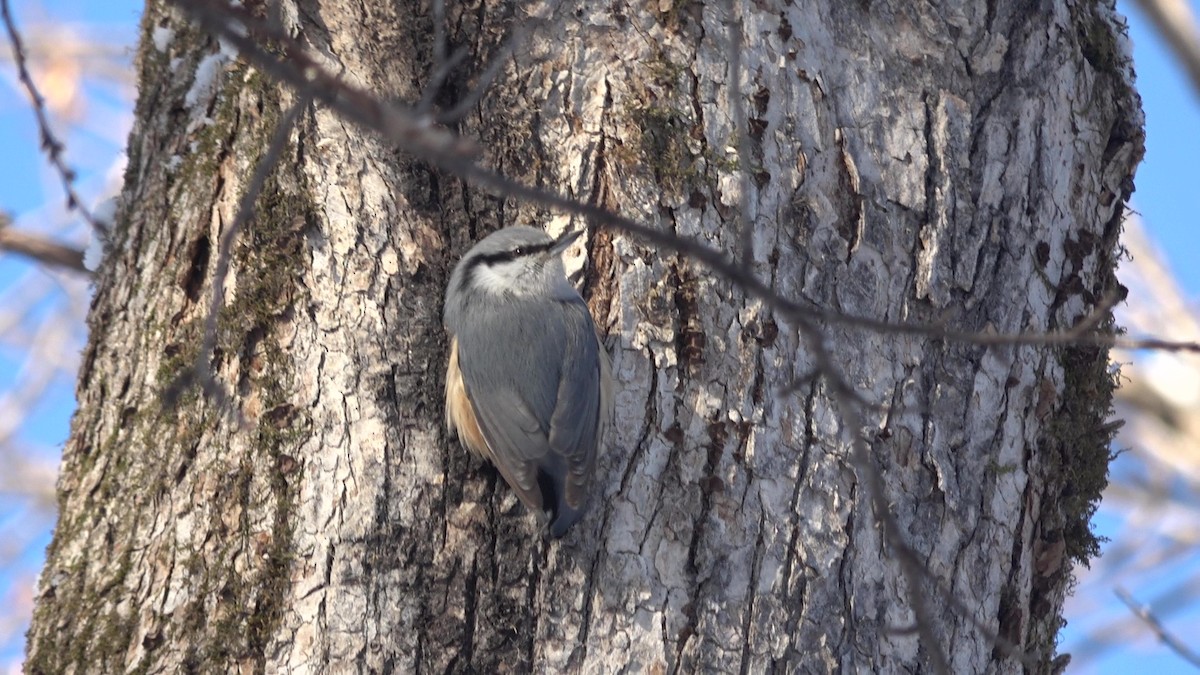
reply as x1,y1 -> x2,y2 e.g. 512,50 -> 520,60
26,1 -> 1143,673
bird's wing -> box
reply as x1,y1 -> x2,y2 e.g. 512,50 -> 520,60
455,300 -> 560,514
466,383 -> 551,514
455,299 -> 605,528
546,303 -> 605,513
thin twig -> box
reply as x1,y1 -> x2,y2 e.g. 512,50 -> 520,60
0,214 -> 88,274
432,0 -> 447,67
0,0 -> 105,237
165,96 -> 310,409
167,0 -> 1197,355
1115,587 -> 1200,667
413,0 -> 527,123
454,156 -> 1189,352
168,3 -> 1145,669
801,327 -> 951,675
1133,0 -> 1200,100
434,27 -> 524,124
417,44 -> 469,115
821,332 -> 1034,669
173,0 -> 476,161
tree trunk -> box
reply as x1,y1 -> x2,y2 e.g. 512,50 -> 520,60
25,0 -> 1142,673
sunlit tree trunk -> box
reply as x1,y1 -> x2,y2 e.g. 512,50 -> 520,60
25,0 -> 1142,672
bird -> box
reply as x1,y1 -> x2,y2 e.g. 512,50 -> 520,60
443,226 -> 613,537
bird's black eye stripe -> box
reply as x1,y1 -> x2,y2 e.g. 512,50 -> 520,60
471,241 -> 557,267
458,240 -> 558,294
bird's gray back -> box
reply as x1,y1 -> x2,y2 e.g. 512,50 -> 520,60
453,292 -> 602,535
455,295 -> 597,441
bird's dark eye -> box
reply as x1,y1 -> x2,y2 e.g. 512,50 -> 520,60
513,246 -> 525,256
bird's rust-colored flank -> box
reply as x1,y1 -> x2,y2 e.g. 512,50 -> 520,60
446,336 -> 551,517
445,336 -> 491,460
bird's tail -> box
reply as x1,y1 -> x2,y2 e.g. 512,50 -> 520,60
537,468 -> 585,538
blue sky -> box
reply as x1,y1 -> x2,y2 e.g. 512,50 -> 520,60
1121,3 -> 1200,294
1061,3 -> 1200,672
0,1 -> 137,668
0,0 -> 1197,671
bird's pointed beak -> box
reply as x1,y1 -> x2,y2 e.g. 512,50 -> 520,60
549,228 -> 584,256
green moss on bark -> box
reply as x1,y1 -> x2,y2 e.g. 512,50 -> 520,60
28,27 -> 315,672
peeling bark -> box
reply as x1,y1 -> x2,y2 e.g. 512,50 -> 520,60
26,1 -> 1142,673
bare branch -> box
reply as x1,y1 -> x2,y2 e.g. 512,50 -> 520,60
434,27 -> 524,124
0,0 -> 105,236
821,341 -> 1035,669
1115,587 -> 1200,667
168,0 -> 1197,356
164,96 -> 310,410
801,328 -> 949,674
431,0 -> 447,67
162,3 -> 1155,670
172,0 -> 477,162
1133,0 -> 1200,100
416,43 -> 470,116
0,213 -> 89,274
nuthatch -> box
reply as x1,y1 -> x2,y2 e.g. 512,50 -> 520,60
443,226 -> 613,537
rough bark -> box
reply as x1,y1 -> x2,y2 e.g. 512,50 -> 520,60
25,0 -> 1142,673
